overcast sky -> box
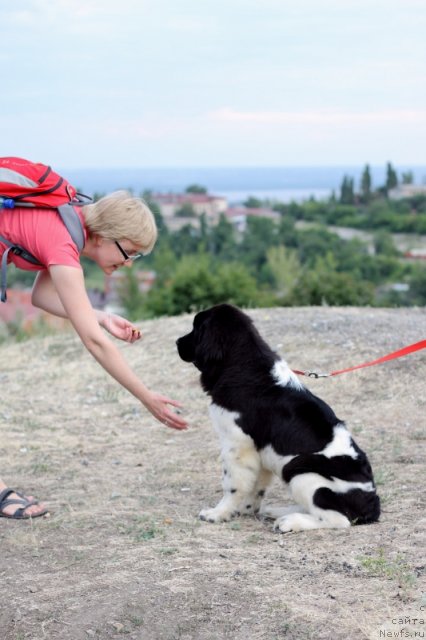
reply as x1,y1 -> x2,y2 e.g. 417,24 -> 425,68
1,0 -> 425,168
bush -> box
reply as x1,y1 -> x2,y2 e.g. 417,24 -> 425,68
141,256 -> 267,317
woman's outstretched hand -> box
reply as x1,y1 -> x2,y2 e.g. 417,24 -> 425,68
142,391 -> 188,430
98,313 -> 188,430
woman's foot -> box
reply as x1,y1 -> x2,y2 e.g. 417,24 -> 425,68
0,487 -> 48,519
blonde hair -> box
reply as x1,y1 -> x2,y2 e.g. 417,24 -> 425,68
82,190 -> 158,254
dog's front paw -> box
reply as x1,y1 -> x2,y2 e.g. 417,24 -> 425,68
241,502 -> 260,516
199,507 -> 233,523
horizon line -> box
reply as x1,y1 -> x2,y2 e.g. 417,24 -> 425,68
61,163 -> 426,171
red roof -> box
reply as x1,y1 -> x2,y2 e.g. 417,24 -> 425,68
152,193 -> 224,205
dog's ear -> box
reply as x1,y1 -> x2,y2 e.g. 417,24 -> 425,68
194,316 -> 228,364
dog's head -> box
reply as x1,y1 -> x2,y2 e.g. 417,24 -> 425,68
176,304 -> 260,371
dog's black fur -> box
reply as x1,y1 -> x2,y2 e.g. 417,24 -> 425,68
177,304 -> 380,532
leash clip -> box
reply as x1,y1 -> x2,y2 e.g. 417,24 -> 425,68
306,371 -> 330,379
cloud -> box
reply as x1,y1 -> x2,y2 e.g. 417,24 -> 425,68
209,108 -> 426,126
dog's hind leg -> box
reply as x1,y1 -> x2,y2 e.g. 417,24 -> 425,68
274,510 -> 351,533
260,504 -> 308,520
199,445 -> 261,523
273,472 -> 351,532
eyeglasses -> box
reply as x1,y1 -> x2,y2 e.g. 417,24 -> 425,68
114,241 -> 142,262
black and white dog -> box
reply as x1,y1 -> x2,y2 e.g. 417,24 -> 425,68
176,304 -> 380,533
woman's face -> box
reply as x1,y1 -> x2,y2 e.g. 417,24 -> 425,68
91,237 -> 142,275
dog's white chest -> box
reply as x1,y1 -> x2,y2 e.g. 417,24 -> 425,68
209,403 -> 255,449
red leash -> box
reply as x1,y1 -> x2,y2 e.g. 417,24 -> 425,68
292,339 -> 426,379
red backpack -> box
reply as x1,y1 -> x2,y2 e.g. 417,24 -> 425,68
0,157 -> 92,301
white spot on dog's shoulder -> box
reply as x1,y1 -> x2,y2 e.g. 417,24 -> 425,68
271,360 -> 304,390
209,403 -> 240,427
209,403 -> 253,447
319,424 -> 358,459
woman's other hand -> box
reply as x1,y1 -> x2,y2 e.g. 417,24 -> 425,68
101,312 -> 142,343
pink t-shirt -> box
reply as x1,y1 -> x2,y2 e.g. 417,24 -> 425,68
0,206 -> 87,271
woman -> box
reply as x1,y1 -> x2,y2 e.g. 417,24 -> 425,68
0,190 -> 188,519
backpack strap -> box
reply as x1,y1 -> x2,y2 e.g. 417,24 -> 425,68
57,204 -> 85,252
0,236 -> 42,302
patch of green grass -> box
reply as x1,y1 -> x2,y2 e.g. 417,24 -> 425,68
118,515 -> 164,542
158,547 -> 178,555
31,462 -> 54,475
22,418 -> 44,431
358,548 -> 417,601
351,423 -> 364,435
0,314 -> 61,344
246,533 -> 262,544
98,386 -> 121,403
409,428 -> 426,441
373,467 -> 395,486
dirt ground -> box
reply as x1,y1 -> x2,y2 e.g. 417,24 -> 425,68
0,306 -> 425,640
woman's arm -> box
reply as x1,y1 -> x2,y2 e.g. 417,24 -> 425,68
32,270 -> 141,342
33,266 -> 187,430
32,269 -> 71,318
33,270 -> 108,325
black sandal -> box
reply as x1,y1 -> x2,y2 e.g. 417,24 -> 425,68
0,488 -> 48,520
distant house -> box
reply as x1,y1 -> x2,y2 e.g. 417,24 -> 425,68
388,185 -> 426,200
165,217 -> 202,232
151,192 -> 284,233
404,248 -> 426,260
225,206 -> 281,232
151,193 -> 228,223
0,289 -> 69,331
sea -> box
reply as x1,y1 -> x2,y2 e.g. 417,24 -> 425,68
62,165 -> 426,205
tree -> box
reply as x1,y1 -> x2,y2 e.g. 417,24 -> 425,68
385,162 -> 398,192
266,245 -> 301,298
339,175 -> 355,204
409,266 -> 426,305
118,270 -> 144,320
143,196 -> 168,233
360,164 -> 372,203
295,227 -> 342,267
288,253 -> 374,306
172,224 -> 202,257
143,255 -> 262,316
238,217 -> 279,273
175,202 -> 197,217
401,171 -> 414,185
244,196 -> 263,209
373,231 -> 399,257
208,213 -> 237,260
185,184 -> 207,194
150,245 -> 178,286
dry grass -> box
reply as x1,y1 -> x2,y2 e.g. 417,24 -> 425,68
0,307 -> 425,640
